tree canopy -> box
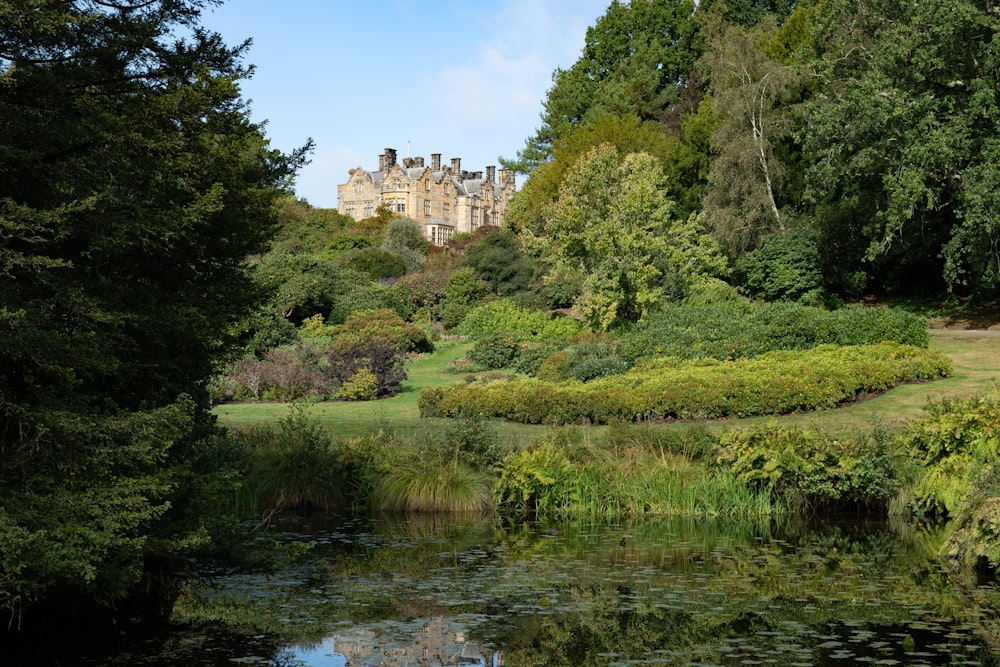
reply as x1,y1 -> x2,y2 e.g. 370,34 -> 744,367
0,0 -> 306,639
510,0 -> 1000,302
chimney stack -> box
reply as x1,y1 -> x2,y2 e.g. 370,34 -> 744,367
486,165 -> 496,182
431,153 -> 441,171
385,148 -> 397,168
451,157 -> 461,174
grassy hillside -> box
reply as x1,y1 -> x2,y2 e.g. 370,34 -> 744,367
213,329 -> 1000,440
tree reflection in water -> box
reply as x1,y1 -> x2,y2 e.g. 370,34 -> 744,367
63,514 -> 1000,666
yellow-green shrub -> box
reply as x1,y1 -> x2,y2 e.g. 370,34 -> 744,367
419,343 -> 952,425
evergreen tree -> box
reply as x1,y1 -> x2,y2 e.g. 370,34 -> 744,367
0,0 -> 307,640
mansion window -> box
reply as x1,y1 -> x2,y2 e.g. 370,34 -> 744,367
396,200 -> 406,213
443,203 -> 450,220
424,180 -> 430,191
423,200 -> 431,216
345,203 -> 355,217
444,183 -> 450,195
364,201 -> 373,217
471,208 -> 479,226
430,225 -> 453,246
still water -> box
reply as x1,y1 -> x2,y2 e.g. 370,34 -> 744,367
65,515 -> 1000,666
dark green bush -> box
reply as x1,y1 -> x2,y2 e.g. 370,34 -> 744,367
339,247 -> 407,280
565,336 -> 630,381
734,228 -> 824,303
514,341 -> 562,376
462,229 -> 536,296
443,408 -> 509,470
469,331 -> 520,369
570,357 -> 631,382
624,302 -> 928,362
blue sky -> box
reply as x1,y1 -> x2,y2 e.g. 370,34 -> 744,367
200,1 -> 612,208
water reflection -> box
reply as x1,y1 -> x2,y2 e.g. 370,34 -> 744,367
62,515 -> 1000,665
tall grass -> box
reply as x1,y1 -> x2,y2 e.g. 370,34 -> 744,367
575,459 -> 781,519
375,462 -> 494,514
234,405 -> 347,513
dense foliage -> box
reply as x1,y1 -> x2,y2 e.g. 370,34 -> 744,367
420,343 -> 951,425
0,0 -> 306,638
508,0 -> 1000,302
623,302 -> 930,361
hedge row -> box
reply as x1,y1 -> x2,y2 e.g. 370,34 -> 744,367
622,302 -> 930,362
419,343 -> 952,425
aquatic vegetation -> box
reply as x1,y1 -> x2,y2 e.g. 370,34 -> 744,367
168,517 -> 1000,667
716,420 -> 900,512
375,462 -> 494,514
234,404 -> 347,512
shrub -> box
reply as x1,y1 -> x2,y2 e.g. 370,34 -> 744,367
623,302 -> 929,362
337,368 -> 378,401
468,331 -> 520,369
325,340 -> 407,399
535,351 -> 571,382
236,405 -> 346,512
896,392 -> 1000,518
566,336 -> 630,381
458,298 -> 582,342
339,247 -> 408,280
462,229 -> 535,296
443,409 -> 508,470
381,218 -> 428,273
439,267 -> 488,329
569,357 -> 631,382
514,341 -> 562,376
734,228 -> 824,303
419,343 -> 952,425
326,233 -> 373,255
716,422 -> 899,511
329,308 -> 432,354
495,444 -> 577,515
941,463 -> 1000,572
395,269 -> 451,321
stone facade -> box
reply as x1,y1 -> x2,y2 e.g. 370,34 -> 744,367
337,147 -> 516,245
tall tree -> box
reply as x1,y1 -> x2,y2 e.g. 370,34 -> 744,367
501,0 -> 698,174
0,0 -> 307,640
698,8 -> 811,257
525,144 -> 726,330
802,0 -> 1000,296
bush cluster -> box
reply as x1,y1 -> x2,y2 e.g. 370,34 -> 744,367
458,298 -> 582,342
419,343 -> 952,425
715,422 -> 899,511
216,309 -> 427,402
623,302 -> 929,362
895,392 -> 1000,518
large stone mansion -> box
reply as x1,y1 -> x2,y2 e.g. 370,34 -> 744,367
337,148 -> 516,245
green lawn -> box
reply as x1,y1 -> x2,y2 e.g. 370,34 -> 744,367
213,329 -> 1000,440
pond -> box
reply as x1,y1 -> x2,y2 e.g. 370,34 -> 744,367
45,515 -> 1000,666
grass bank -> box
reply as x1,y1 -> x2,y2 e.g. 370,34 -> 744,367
214,329 -> 1000,440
